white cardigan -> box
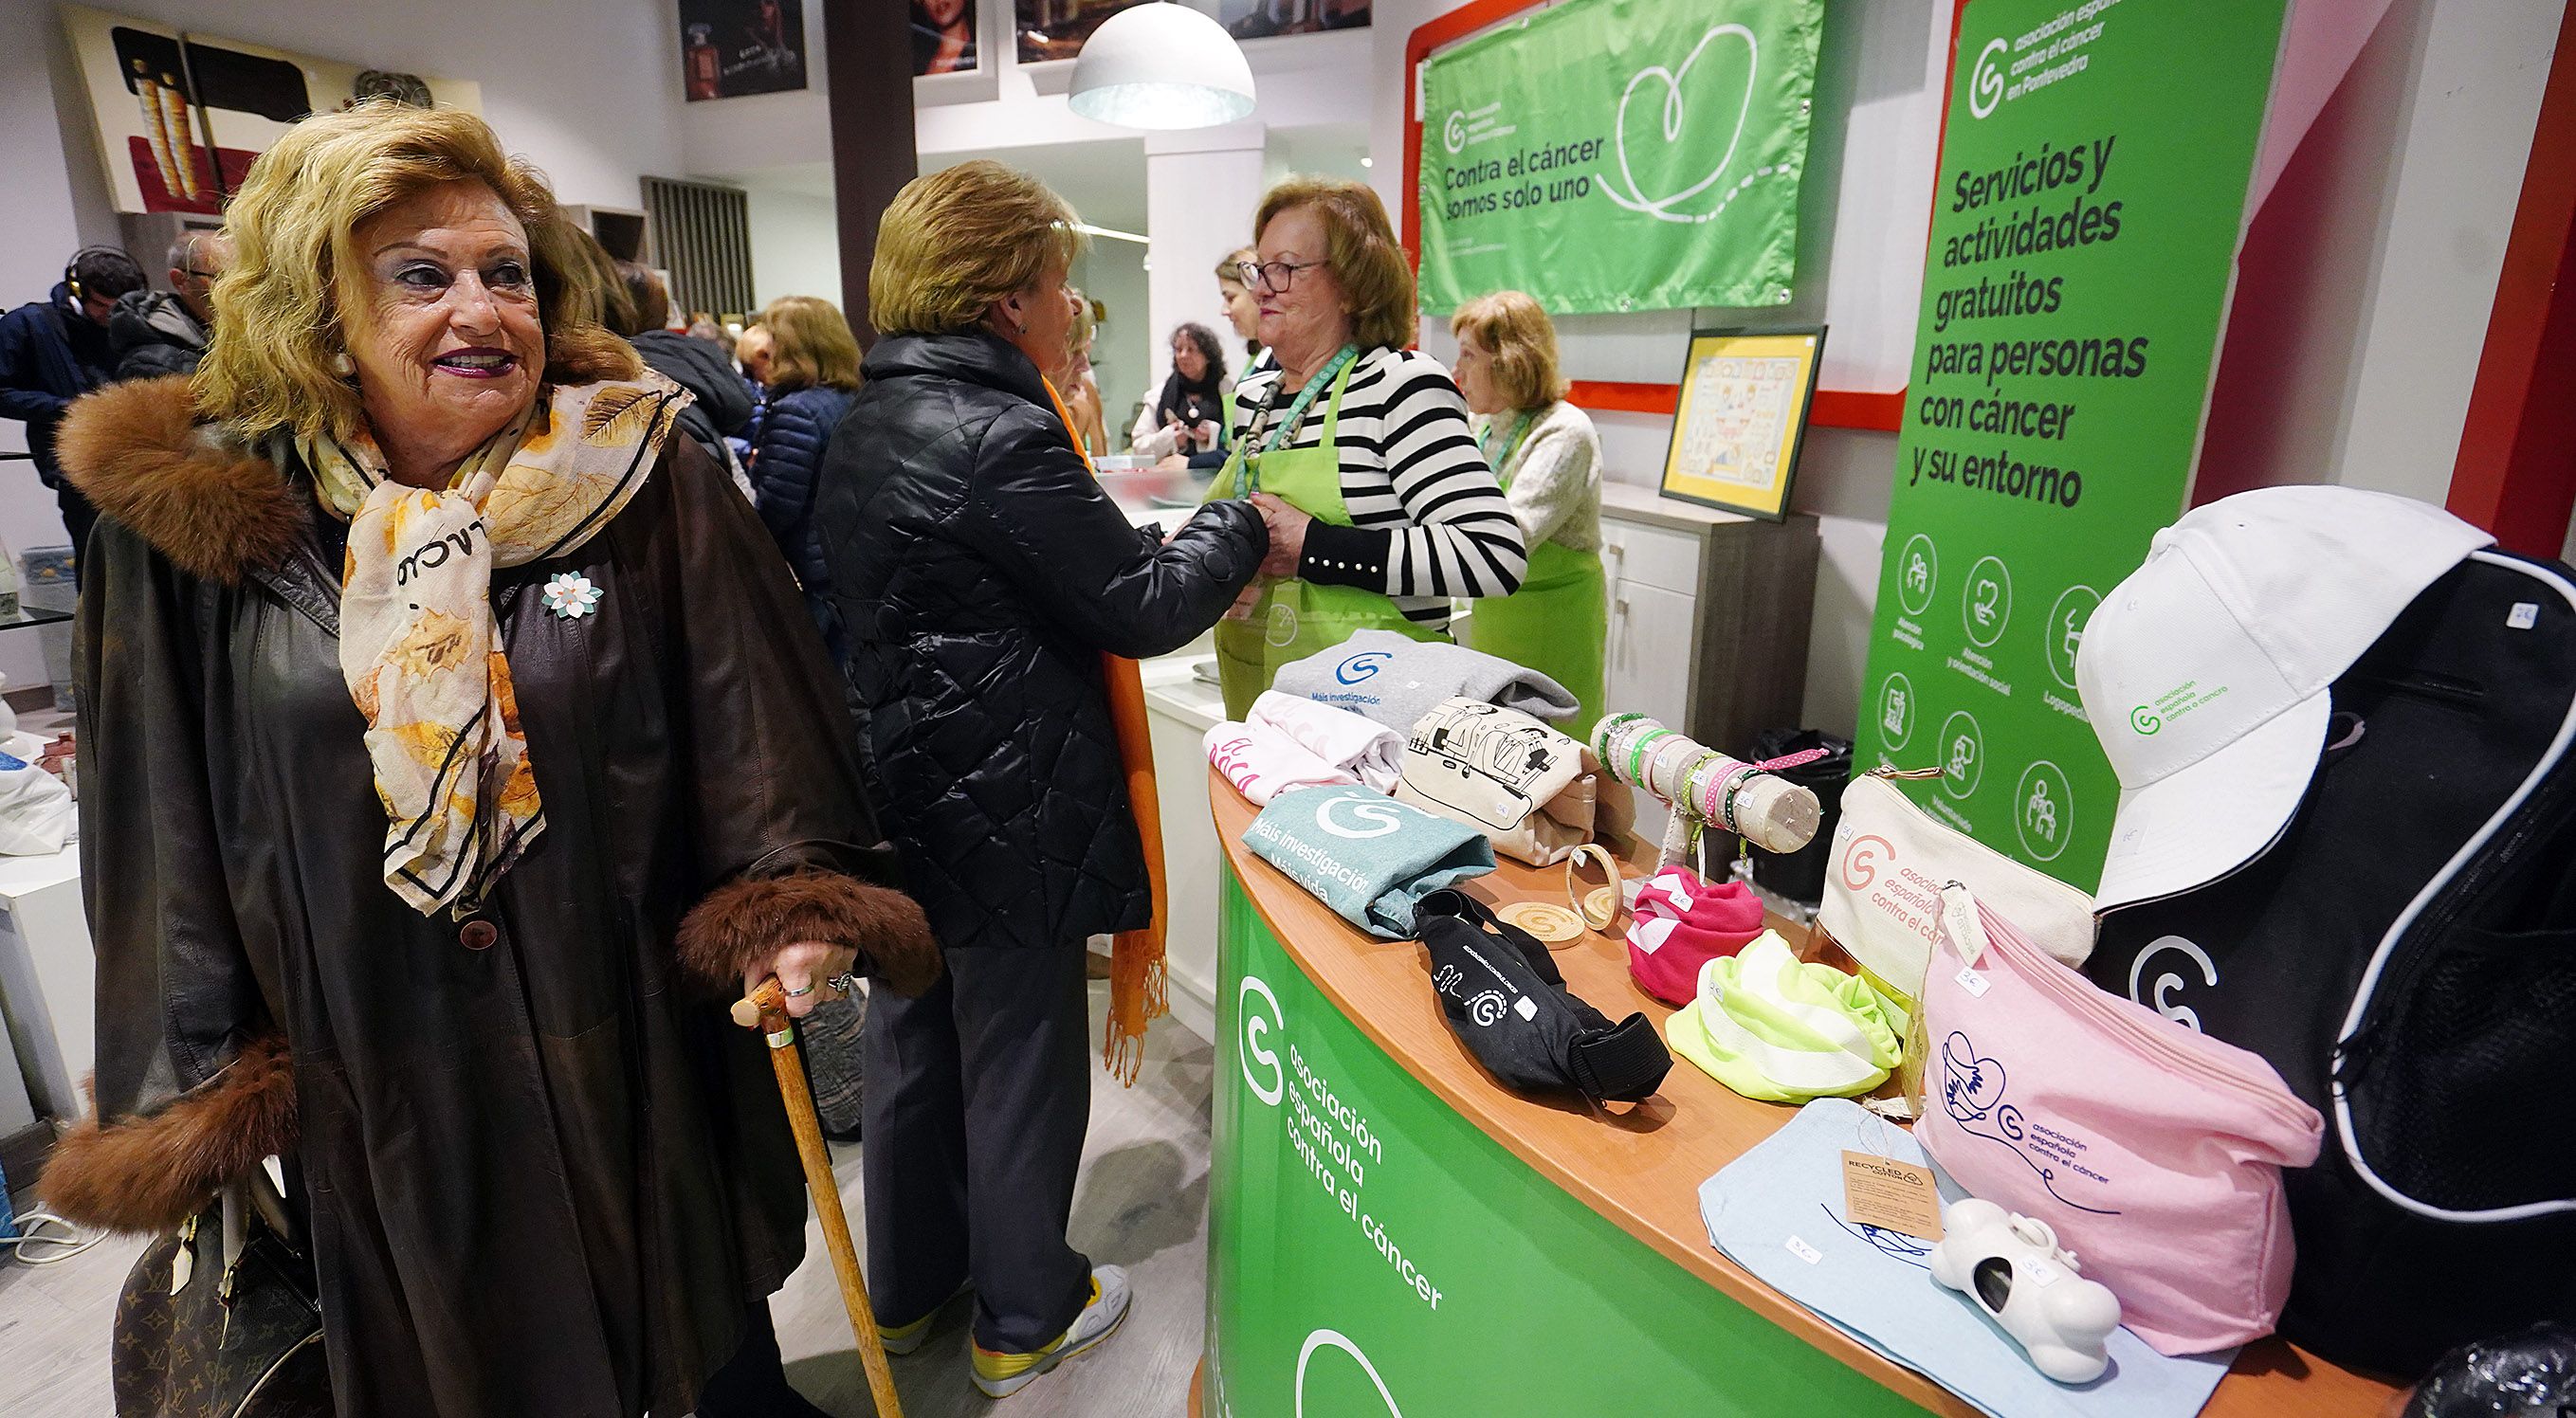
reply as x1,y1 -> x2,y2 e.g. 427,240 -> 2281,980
1479,399 -> 1603,554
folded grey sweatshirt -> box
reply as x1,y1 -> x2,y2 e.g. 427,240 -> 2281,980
1271,628 -> 1579,733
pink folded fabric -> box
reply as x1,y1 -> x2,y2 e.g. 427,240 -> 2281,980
1626,869 -> 1765,1005
1204,721 -> 1356,807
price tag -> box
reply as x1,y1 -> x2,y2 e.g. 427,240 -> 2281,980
1955,966 -> 1991,998
1784,1235 -> 1823,1265
1840,1151 -> 1946,1241
2024,1257 -> 2062,1287
1939,883 -> 1992,965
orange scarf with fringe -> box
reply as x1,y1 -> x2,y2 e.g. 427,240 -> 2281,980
1042,377 -> 1168,1085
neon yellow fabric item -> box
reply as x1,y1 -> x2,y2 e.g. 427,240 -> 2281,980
971,1277 -> 1097,1381
1665,932 -> 1902,1103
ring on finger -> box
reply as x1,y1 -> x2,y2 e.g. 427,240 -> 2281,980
783,982 -> 815,998
827,972 -> 865,995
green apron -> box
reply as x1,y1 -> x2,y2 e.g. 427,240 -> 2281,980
1464,411 -> 1610,734
1208,358 -> 1446,718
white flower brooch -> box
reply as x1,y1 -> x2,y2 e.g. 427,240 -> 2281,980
542,572 -> 604,620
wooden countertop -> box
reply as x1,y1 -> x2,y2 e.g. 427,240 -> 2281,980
1211,770 -> 2401,1418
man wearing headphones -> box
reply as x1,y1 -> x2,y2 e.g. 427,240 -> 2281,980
111,230 -> 230,381
0,245 -> 148,565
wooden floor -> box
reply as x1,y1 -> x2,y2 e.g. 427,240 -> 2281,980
0,979 -> 1215,1417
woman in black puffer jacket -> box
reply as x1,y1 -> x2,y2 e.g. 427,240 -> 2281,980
813,160 -> 1264,1396
750,295 -> 861,658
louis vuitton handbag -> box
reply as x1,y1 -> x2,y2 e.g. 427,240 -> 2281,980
113,1175 -> 332,1418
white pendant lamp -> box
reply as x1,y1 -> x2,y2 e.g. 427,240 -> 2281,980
1068,2 -> 1256,131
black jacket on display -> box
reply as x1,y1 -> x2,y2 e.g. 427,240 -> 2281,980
816,331 -> 1268,952
0,282 -> 116,487
632,328 -> 754,468
108,289 -> 210,381
751,383 -> 856,597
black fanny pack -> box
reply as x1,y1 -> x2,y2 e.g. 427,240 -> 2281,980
1416,890 -> 1671,1105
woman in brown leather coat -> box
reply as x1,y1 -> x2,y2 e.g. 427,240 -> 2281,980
39,102 -> 937,1418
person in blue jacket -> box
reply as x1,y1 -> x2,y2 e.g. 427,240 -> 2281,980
0,246 -> 146,567
746,295 -> 862,661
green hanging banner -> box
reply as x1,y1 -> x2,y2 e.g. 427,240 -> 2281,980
1416,0 -> 1825,316
1854,0 -> 2291,888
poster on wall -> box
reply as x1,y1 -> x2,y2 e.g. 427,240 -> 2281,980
680,0 -> 808,100
1852,0 -> 2293,889
911,0 -> 980,75
1220,0 -> 1371,38
1659,328 -> 1822,520
1015,0 -> 1150,63
63,4 -> 481,216
1416,0 -> 1824,316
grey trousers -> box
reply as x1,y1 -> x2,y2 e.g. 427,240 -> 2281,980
861,944 -> 1094,1353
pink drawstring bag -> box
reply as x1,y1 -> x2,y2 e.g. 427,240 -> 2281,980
1626,868 -> 1764,1005
1914,885 -> 2323,1356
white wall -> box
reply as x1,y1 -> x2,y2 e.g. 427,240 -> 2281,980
744,185 -> 841,313
2199,0 -> 2562,508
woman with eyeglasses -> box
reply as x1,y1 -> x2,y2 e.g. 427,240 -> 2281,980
1211,177 -> 1527,716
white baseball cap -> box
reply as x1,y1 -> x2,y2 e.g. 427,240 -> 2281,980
2075,485 -> 2491,912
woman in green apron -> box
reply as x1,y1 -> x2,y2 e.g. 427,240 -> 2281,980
1450,290 -> 1609,730
1211,178 -> 1530,718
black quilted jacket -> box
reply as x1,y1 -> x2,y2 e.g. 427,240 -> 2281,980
751,382 -> 855,594
816,332 -> 1266,951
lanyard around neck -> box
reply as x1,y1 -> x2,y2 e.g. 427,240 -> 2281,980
1480,409 -> 1535,475
1245,344 -> 1359,482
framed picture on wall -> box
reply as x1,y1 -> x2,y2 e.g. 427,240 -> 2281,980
1015,0 -> 1149,64
679,0 -> 809,100
1658,327 -> 1827,521
911,0 -> 979,75
1220,0 -> 1371,37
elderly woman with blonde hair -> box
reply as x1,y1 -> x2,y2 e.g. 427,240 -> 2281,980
1212,176 -> 1527,715
39,101 -> 935,1418
814,159 -> 1266,1397
1451,288 -> 1608,727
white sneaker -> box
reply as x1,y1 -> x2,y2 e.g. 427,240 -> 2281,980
970,1264 -> 1132,1399
877,1282 -> 971,1357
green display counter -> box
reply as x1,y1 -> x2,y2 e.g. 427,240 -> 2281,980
1198,774 -> 2393,1418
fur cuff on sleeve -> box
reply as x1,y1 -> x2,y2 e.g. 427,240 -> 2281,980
678,871 -> 941,998
39,1030 -> 297,1234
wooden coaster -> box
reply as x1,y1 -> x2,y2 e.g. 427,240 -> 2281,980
1500,900 -> 1586,946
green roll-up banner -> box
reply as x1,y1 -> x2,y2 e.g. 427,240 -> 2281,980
1854,0 -> 2292,889
1416,0 -> 1825,316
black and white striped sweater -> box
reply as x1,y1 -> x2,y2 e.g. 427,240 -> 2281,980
1233,345 -> 1527,628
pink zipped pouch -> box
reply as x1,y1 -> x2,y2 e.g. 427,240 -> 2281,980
1915,888 -> 2323,1356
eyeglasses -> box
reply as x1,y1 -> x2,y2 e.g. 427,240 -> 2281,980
183,268 -> 220,282
1235,259 -> 1326,295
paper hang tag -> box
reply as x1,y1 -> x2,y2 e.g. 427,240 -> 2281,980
1839,1151 -> 1946,1242
1938,882 -> 1991,967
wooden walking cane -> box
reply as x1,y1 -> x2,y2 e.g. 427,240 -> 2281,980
731,977 -> 904,1418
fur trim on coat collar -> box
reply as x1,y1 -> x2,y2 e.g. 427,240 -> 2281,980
39,1030 -> 298,1234
53,375 -> 307,587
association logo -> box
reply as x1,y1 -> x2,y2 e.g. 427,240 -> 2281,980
1267,601 -> 1301,648
2129,705 -> 2161,736
1237,974 -> 1286,1107
1467,991 -> 1509,1027
1442,108 -> 1469,155
1297,1329 -> 1406,1418
1315,792 -> 1405,840
1968,37 -> 2008,118
1841,834 -> 1894,893
1336,650 -> 1392,685
1599,24 -> 1764,227
2127,936 -> 2219,1033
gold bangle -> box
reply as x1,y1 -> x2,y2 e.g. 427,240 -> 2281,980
1565,843 -> 1622,932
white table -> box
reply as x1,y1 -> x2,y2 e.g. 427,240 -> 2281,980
0,839 -> 85,1121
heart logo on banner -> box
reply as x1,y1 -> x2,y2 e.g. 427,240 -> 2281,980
1599,23 -> 1763,226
